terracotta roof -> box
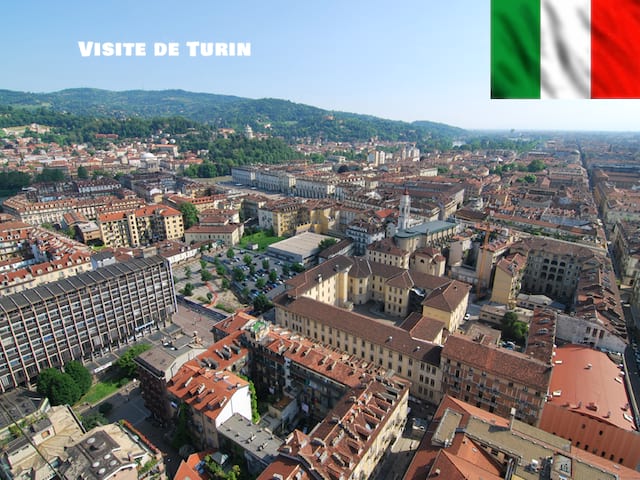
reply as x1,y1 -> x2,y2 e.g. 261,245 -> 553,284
442,334 -> 552,391
275,295 -> 442,365
544,344 -> 635,430
185,224 -> 242,234
399,312 -> 445,342
173,452 -> 210,480
422,281 -> 471,313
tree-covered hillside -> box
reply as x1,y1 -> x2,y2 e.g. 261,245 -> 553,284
0,88 -> 465,143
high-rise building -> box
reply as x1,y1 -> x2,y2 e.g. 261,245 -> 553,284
0,256 -> 177,391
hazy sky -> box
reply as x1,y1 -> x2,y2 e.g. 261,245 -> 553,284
3,0 -> 640,131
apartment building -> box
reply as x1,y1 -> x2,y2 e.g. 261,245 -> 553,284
511,237 -> 603,304
0,256 -> 176,391
167,368 -> 252,449
611,220 -> 640,284
97,205 -> 184,248
274,296 -> 443,404
2,194 -> 145,226
259,374 -> 409,480
258,201 -> 311,237
134,336 -> 207,422
345,220 -> 385,256
440,334 -> 552,426
231,166 -> 256,185
294,176 -> 336,198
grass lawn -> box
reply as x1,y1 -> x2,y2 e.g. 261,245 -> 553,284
239,231 -> 285,251
79,377 -> 129,405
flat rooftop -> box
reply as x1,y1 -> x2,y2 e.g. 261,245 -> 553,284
267,232 -> 332,258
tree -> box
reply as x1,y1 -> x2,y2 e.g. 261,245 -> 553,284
182,283 -> 194,296
282,264 -> 290,276
200,259 -> 207,270
269,270 -> 278,282
184,266 -> 192,279
243,254 -> 252,266
226,248 -> 235,259
37,368 -> 81,406
232,267 -> 245,282
216,265 -> 226,275
500,312 -> 528,346
318,238 -> 338,250
221,278 -> 230,290
253,293 -> 273,313
201,269 -> 213,282
116,344 -> 152,378
64,360 -> 92,396
262,259 -> 270,270
179,202 -> 199,230
291,263 -> 305,273
206,292 -> 213,302
249,264 -> 256,276
36,168 -> 65,183
256,278 -> 266,289
527,159 -> 546,172
77,165 -> 89,179
523,174 -> 537,184
82,412 -> 109,430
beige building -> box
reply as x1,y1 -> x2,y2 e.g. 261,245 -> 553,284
410,246 -> 446,276
274,255 -> 472,404
275,296 -> 444,404
366,238 -> 410,268
98,205 -> 184,248
184,223 -> 244,246
405,395 -> 640,480
490,253 -> 527,307
258,201 -> 310,237
421,281 -> 471,332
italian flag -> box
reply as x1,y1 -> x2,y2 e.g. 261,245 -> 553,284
491,0 -> 640,99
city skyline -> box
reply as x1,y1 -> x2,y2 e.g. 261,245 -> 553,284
4,0 -> 640,132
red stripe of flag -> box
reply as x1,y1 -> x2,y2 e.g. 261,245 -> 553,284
592,0 -> 640,98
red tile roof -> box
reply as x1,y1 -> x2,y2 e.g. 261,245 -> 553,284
442,334 -> 552,391
545,344 -> 635,430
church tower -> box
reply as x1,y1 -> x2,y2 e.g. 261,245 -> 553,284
398,186 -> 411,231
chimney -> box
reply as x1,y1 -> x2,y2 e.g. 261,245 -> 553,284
509,407 -> 516,431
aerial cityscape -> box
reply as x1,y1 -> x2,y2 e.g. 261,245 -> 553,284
4,1 -> 640,480
0,87 -> 639,480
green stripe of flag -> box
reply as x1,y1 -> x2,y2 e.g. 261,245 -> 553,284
491,0 -> 541,99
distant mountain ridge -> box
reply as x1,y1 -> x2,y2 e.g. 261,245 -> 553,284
0,88 -> 465,142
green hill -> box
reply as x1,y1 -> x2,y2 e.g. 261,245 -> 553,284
0,88 -> 465,142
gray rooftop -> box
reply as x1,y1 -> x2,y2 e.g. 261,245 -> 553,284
218,414 -> 283,467
0,256 -> 167,314
0,389 -> 48,431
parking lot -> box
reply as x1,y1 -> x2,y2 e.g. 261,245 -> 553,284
212,247 -> 300,305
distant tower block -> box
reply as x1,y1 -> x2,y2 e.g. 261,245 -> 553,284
398,186 -> 411,231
